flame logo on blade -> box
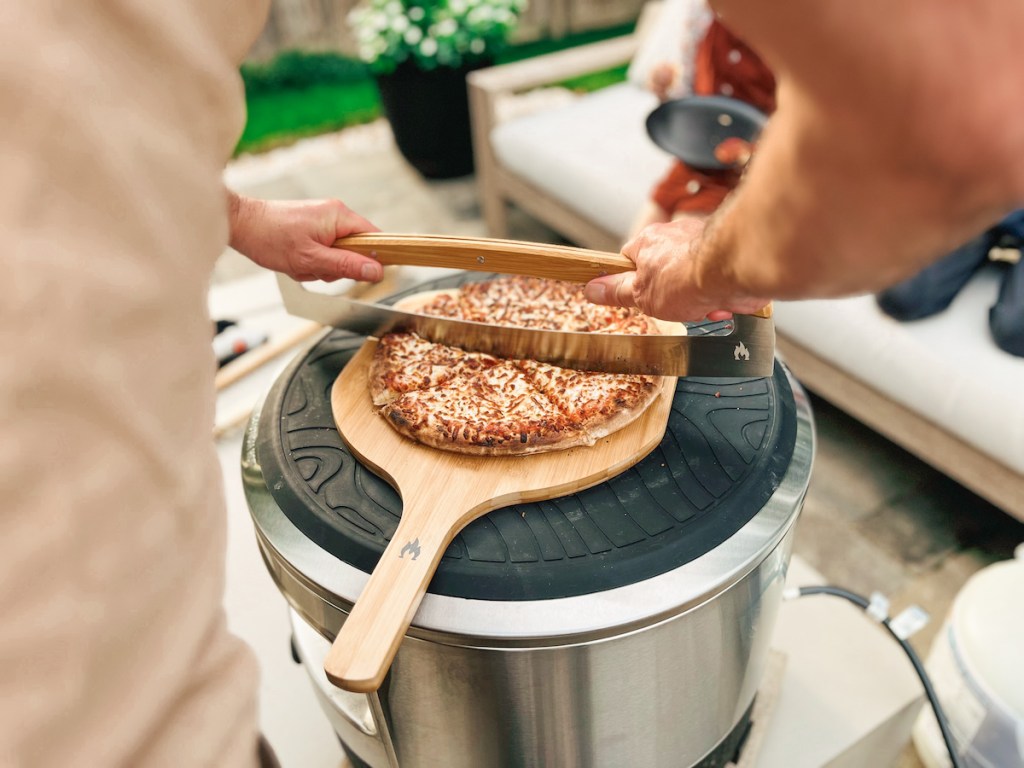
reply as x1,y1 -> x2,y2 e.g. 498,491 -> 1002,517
399,538 -> 421,560
734,341 -> 750,361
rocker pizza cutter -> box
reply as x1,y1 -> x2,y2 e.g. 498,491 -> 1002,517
278,233 -> 775,377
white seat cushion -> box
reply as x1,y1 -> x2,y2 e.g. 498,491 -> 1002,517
775,266 -> 1024,473
490,83 -> 671,239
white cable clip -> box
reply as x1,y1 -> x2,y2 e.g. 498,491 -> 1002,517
782,586 -> 801,601
867,591 -> 890,623
889,605 -> 930,641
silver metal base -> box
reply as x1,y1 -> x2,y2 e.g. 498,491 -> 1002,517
244,366 -> 815,767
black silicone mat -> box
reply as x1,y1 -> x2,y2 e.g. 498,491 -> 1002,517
256,273 -> 797,600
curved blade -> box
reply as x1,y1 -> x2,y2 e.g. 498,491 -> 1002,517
278,275 -> 775,377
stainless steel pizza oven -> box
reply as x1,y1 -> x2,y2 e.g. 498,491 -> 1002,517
242,273 -> 815,768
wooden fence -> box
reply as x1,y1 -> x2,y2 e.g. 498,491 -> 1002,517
247,0 -> 644,61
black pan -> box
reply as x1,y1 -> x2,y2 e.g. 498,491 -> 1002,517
646,95 -> 768,171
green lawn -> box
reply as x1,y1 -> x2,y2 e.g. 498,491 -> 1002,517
235,24 -> 634,156
238,80 -> 381,154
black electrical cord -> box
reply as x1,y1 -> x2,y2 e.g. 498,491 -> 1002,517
794,585 -> 966,768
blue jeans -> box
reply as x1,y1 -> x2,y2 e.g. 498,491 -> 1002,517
876,211 -> 1024,357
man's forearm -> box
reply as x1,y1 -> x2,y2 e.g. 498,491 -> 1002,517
692,93 -> 996,301
694,0 -> 1024,304
225,189 -> 267,256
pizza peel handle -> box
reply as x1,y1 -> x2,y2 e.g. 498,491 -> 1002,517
321,480 -> 476,693
323,340 -> 676,692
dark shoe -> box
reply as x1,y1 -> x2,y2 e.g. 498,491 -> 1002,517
990,259 -> 1024,357
992,209 -> 1024,244
877,233 -> 994,321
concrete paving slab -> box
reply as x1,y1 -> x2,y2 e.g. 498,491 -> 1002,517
793,507 -> 912,597
805,396 -> 926,523
889,549 -> 999,655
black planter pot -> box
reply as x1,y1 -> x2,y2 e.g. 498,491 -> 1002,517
375,59 -> 490,179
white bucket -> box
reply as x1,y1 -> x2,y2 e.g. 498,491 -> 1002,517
913,544 -> 1024,768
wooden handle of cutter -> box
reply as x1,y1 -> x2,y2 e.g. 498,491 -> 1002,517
323,499 -> 453,692
335,233 -> 632,283
335,234 -> 773,319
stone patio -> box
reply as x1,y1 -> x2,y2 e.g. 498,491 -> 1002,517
217,121 -> 1024,767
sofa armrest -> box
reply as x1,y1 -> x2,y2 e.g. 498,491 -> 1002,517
468,0 -> 662,97
468,35 -> 639,97
467,0 -> 664,129
468,1 -> 662,240
467,34 -> 639,177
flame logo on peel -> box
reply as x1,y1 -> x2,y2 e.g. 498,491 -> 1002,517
734,341 -> 750,361
399,538 -> 421,560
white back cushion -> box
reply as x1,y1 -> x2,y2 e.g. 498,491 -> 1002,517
626,0 -> 713,98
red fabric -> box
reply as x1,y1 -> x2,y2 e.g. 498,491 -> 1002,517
652,162 -> 736,215
651,19 -> 776,216
693,20 -> 776,112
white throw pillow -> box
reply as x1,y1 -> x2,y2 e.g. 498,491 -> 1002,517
626,0 -> 713,98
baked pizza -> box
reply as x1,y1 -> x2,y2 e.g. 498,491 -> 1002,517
367,276 -> 668,456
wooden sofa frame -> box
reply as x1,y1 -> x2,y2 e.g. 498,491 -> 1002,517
468,14 -> 654,254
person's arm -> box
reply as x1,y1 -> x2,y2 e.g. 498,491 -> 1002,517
649,61 -> 682,102
587,0 -> 1024,320
227,190 -> 383,282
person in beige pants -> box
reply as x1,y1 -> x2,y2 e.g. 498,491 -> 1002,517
1,2 -> 382,765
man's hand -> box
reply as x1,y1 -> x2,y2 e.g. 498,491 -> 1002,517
584,216 -> 768,321
228,192 -> 383,282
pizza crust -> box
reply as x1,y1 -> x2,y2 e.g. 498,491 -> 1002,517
392,288 -> 462,315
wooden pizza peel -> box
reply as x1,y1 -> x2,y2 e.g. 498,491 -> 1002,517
323,339 -> 677,692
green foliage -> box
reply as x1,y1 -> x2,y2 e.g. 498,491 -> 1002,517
235,23 -> 635,155
241,51 -> 371,95
350,0 -> 528,74
236,80 -> 381,155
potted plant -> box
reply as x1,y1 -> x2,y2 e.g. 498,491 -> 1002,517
350,0 -> 527,178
